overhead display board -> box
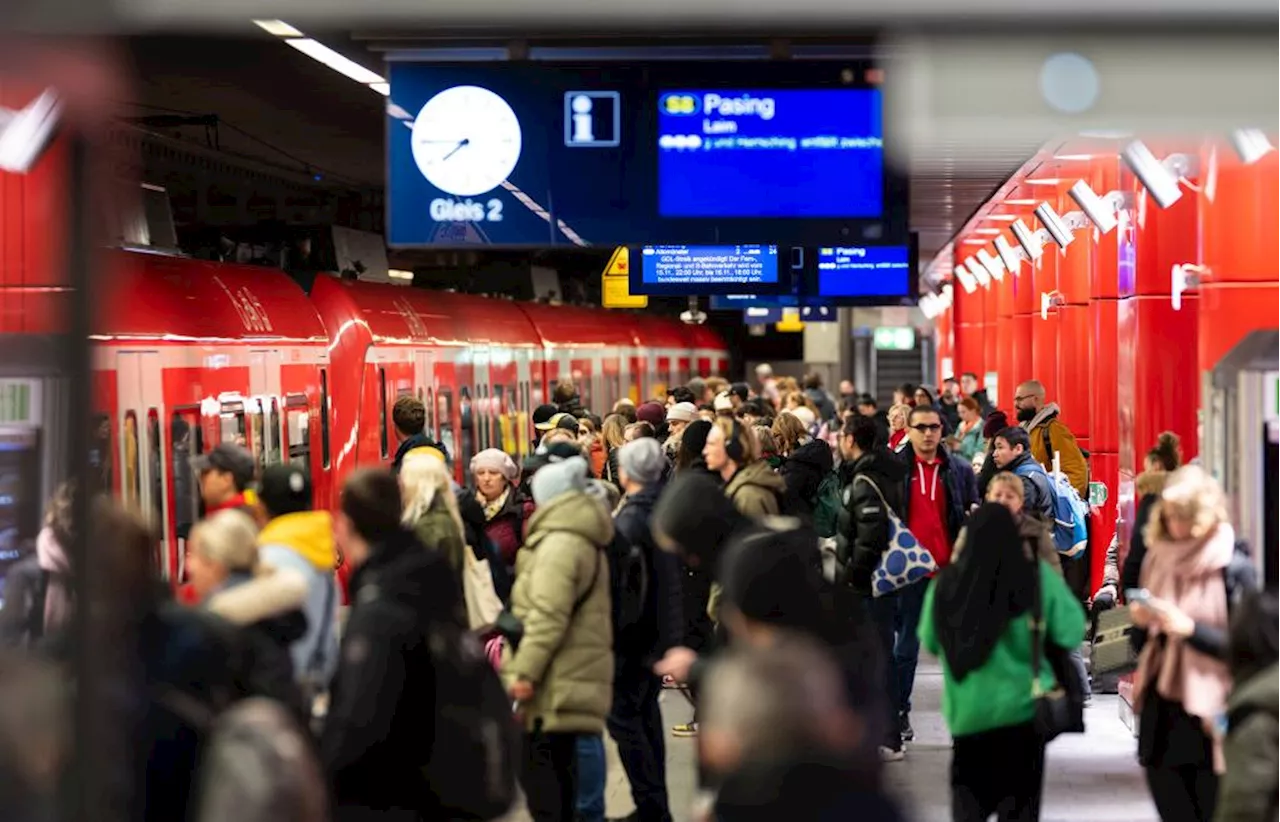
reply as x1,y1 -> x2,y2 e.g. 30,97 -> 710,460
386,61 -> 906,247
631,244 -> 783,296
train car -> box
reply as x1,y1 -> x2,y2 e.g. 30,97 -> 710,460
84,249 -> 729,582
92,249 -> 331,582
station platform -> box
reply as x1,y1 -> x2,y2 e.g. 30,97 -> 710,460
501,655 -> 1158,822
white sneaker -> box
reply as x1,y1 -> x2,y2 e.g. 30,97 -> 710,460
878,745 -> 905,762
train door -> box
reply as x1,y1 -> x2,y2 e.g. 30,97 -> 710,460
248,350 -> 283,476
117,351 -> 171,579
470,346 -> 492,468
627,355 -> 644,405
569,350 -> 594,413
515,349 -> 534,458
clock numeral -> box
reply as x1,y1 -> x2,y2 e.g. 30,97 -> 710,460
487,199 -> 503,222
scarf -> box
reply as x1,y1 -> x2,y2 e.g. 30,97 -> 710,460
36,526 -> 72,634
932,504 -> 1035,682
479,487 -> 510,522
1134,517 -> 1234,772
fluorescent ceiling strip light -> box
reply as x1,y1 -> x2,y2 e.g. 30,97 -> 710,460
972,228 -> 1001,235
253,19 -> 303,37
1005,198 -> 1038,205
980,214 -> 1017,222
286,38 -> 387,87
370,83 -> 391,96
1024,178 -> 1062,185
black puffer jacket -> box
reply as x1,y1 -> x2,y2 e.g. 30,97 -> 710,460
321,529 -> 465,818
780,438 -> 835,520
838,449 -> 908,595
612,485 -> 684,667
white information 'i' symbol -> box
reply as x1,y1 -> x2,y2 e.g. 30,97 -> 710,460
571,95 -> 594,144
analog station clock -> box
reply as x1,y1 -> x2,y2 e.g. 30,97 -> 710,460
410,85 -> 523,198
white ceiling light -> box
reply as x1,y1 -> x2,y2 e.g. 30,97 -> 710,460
965,257 -> 991,288
1005,199 -> 1039,205
994,235 -> 1023,274
1068,180 -> 1131,234
961,239 -> 989,246
1121,140 -> 1196,209
954,265 -> 977,294
980,214 -> 1018,222
388,268 -> 414,280
976,248 -> 1005,282
1230,129 -> 1274,165
1012,219 -> 1045,261
973,227 -> 1002,235
0,88 -> 61,174
1034,202 -> 1075,249
253,19 -> 303,37
286,38 -> 387,87
1024,178 -> 1062,185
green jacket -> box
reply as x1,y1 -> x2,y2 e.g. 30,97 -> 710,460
918,561 -> 1086,738
1214,662 -> 1279,822
725,461 -> 785,519
503,491 -> 614,733
410,500 -> 467,574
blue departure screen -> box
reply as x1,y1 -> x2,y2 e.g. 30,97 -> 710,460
816,245 -> 911,297
640,245 -> 778,291
658,90 -> 883,219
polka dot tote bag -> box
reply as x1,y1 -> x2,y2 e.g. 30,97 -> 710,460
854,474 -> 938,597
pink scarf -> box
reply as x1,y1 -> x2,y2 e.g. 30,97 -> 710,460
36,526 -> 72,635
1134,518 -> 1234,772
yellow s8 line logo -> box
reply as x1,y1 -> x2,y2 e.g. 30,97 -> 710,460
659,93 -> 700,116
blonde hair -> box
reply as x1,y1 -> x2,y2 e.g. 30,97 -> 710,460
987,471 -> 1026,503
602,414 -> 628,449
1150,464 -> 1228,543
714,417 -> 759,465
888,404 -> 912,429
189,509 -> 260,575
753,425 -> 779,456
400,451 -> 466,539
771,413 -> 808,455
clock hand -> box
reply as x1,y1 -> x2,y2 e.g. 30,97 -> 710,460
440,137 -> 470,162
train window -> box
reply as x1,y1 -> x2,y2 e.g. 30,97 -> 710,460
248,403 -> 266,475
320,369 -> 331,469
123,411 -> 141,512
267,399 -> 282,465
91,411 -> 113,493
436,388 -> 455,461
426,387 -> 436,439
147,409 -> 166,557
479,383 -> 490,451
284,394 -> 311,475
220,401 -> 246,448
459,385 -> 475,468
378,367 -> 389,459
493,383 -> 507,454
170,408 -> 200,543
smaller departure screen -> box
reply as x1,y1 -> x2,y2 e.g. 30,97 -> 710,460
816,245 -> 911,298
634,245 -> 780,295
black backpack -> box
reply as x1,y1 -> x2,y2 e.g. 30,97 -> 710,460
607,529 -> 650,643
420,624 -> 521,820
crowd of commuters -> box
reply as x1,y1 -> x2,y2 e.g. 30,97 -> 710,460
0,366 -> 1272,822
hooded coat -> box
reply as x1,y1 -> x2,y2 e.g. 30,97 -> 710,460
780,438 -> 835,520
1214,662 -> 1279,822
1021,403 -> 1089,498
502,491 -> 615,734
725,461 -> 787,519
257,511 -> 340,687
838,448 -> 908,595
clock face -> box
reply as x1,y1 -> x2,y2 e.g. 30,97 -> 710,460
411,85 -> 523,198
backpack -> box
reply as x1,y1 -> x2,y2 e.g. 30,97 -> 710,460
1012,461 -> 1088,558
419,624 -> 521,820
811,472 -> 844,539
607,527 -> 650,642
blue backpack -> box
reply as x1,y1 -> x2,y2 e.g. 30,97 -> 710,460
1012,461 -> 1089,558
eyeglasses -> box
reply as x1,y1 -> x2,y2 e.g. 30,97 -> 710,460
910,423 -> 943,433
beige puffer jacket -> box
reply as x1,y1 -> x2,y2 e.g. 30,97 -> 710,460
502,490 -> 615,733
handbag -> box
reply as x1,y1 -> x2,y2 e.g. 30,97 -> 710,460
1090,606 -> 1138,676
463,545 -> 505,631
1030,559 -> 1086,741
853,475 -> 938,597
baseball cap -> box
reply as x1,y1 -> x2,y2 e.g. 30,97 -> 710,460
259,463 -> 313,517
532,404 -> 560,431
548,412 -> 579,432
192,443 -> 256,492
713,392 -> 734,413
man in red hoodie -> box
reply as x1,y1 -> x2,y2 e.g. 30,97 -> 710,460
178,443 -> 259,604
893,405 -> 979,745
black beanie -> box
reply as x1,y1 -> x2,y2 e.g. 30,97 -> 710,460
719,521 -> 825,634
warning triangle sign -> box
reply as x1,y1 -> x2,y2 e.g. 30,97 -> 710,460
602,247 -> 647,308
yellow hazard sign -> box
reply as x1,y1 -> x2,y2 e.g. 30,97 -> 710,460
776,307 -> 804,333
601,247 -> 648,309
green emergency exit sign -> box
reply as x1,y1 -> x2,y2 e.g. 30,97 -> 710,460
874,327 -> 916,351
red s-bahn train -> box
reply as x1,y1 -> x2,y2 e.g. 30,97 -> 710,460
93,248 -> 729,584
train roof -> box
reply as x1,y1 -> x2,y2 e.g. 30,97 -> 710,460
96,250 -> 328,343
516,301 -> 642,348
310,275 -> 543,347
